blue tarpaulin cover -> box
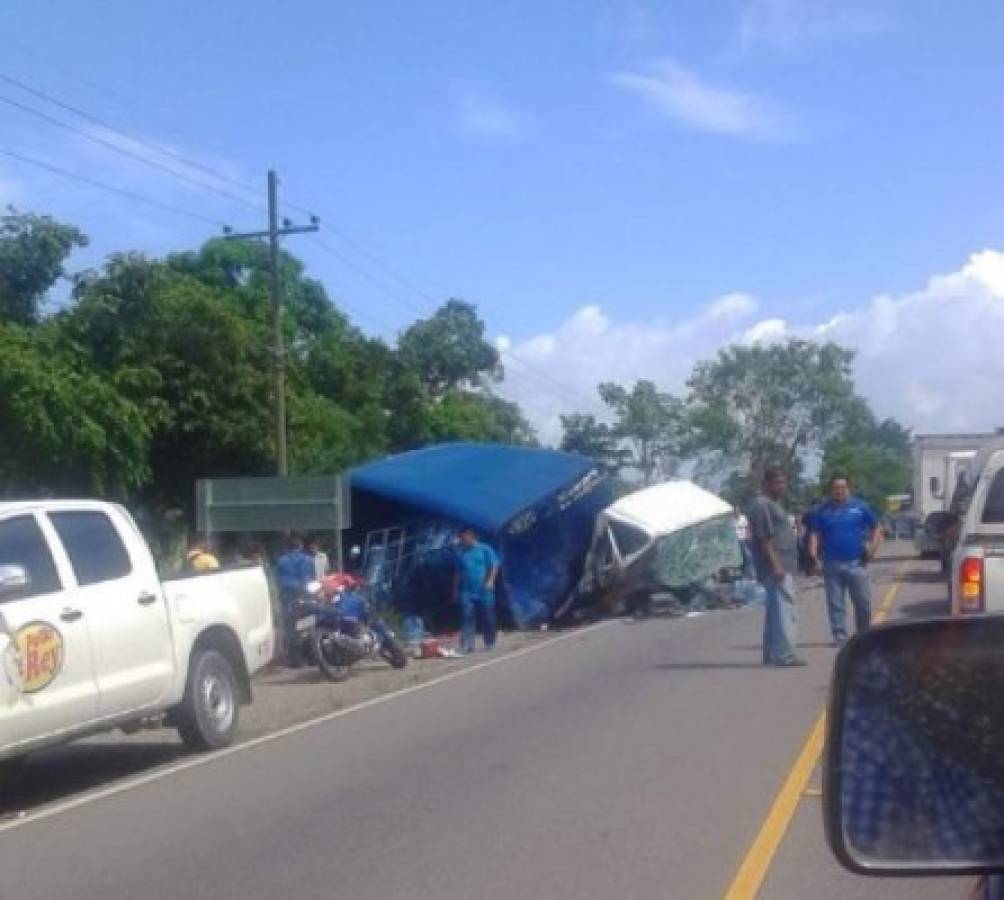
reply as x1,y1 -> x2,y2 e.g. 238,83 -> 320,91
350,443 -> 612,627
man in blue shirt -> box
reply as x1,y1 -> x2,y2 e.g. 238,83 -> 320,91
275,534 -> 317,667
809,476 -> 882,646
453,526 -> 501,654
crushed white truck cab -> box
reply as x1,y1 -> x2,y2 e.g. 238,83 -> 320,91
0,501 -> 273,762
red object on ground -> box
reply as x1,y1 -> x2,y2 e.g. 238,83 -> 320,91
419,638 -> 442,659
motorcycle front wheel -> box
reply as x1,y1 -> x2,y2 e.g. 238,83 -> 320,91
380,636 -> 409,669
313,629 -> 352,682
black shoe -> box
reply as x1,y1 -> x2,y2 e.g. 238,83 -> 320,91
774,656 -> 808,667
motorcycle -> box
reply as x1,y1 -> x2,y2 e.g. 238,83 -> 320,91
294,578 -> 408,682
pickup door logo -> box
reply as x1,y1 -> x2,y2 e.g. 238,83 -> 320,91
15,622 -> 64,693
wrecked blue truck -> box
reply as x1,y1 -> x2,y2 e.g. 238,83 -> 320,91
349,443 -> 613,629
349,443 -> 743,630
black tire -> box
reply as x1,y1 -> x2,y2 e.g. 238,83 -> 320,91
381,636 -> 408,669
313,629 -> 351,682
177,649 -> 240,752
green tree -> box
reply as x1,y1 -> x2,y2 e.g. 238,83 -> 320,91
686,340 -> 857,501
65,254 -> 275,515
397,299 -> 501,396
820,398 -> 912,510
598,380 -> 684,484
0,208 -> 88,326
0,322 -> 150,496
559,413 -> 624,472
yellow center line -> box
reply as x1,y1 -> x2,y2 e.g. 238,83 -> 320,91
722,568 -> 905,899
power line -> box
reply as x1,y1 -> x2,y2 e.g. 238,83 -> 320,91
311,236 -> 429,316
310,235 -> 598,408
0,67 -> 596,411
0,70 -> 265,205
0,147 -> 227,227
0,93 -> 262,214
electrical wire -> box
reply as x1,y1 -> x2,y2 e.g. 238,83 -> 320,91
0,70 -> 265,205
0,147 -> 227,227
0,67 -> 597,411
0,93 -> 262,214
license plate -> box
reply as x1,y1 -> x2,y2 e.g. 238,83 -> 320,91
295,615 -> 316,632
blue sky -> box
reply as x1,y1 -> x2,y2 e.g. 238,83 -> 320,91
2,1 -> 1004,440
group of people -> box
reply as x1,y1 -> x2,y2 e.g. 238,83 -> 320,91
749,470 -> 882,667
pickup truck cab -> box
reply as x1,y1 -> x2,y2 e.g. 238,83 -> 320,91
950,444 -> 1004,616
0,500 -> 273,767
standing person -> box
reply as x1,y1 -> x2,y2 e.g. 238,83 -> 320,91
452,526 -> 501,654
305,536 -> 330,580
185,534 -> 220,573
275,534 -> 315,667
735,512 -> 754,579
808,476 -> 882,647
748,469 -> 806,667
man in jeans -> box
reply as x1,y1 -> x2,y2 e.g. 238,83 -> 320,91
452,526 -> 501,654
809,475 -> 882,646
748,469 -> 806,667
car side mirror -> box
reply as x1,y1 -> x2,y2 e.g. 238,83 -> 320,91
824,615 -> 1004,875
0,564 -> 29,600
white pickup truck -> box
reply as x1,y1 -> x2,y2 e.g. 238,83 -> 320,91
950,439 -> 1004,615
0,500 -> 274,771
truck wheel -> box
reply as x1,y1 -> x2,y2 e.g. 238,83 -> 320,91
177,649 -> 240,752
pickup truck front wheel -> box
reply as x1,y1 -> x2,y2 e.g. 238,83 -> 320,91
177,649 -> 240,752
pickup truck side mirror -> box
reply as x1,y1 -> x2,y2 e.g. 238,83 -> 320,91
0,564 -> 29,600
824,615 -> 1004,876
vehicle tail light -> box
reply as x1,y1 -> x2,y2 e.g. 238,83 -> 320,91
960,557 -> 984,613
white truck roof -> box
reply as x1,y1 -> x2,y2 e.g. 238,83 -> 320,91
604,480 -> 734,537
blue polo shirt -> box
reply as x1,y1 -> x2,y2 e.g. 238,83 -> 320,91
811,498 -> 879,564
455,542 -> 500,600
275,549 -> 315,594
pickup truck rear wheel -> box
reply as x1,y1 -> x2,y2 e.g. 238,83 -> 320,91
177,649 -> 240,752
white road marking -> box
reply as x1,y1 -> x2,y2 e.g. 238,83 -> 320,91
0,620 -> 616,834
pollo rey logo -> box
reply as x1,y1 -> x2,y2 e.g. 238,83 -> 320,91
15,622 -> 64,693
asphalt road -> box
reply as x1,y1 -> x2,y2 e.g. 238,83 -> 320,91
0,548 -> 973,899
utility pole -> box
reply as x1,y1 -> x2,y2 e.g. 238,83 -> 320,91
224,170 -> 318,475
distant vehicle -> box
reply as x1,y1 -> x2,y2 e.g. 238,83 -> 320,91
950,439 -> 1004,616
0,500 -> 274,777
913,433 -> 995,558
882,494 -> 915,540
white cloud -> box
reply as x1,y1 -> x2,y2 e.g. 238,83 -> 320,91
738,0 -> 887,50
497,249 -> 1004,445
454,89 -> 524,141
613,58 -> 796,141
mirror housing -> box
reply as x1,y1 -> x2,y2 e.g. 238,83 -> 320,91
824,615 -> 1004,876
0,564 -> 29,600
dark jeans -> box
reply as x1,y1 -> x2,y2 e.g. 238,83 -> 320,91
823,560 -> 872,642
280,590 -> 303,666
460,592 -> 496,653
